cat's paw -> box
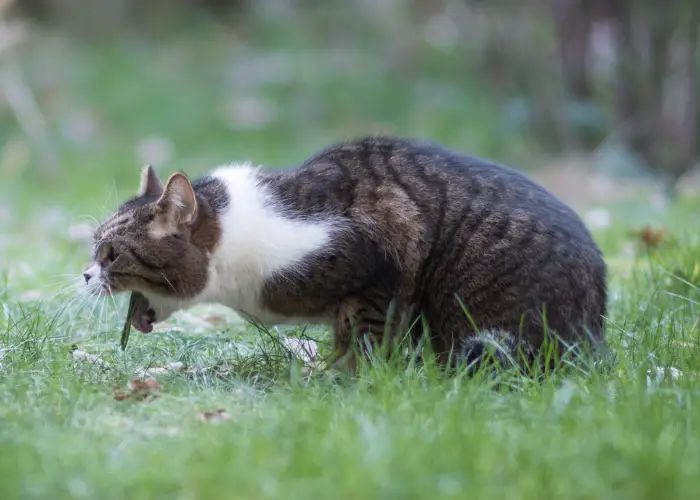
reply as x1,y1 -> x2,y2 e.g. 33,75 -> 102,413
330,351 -> 358,379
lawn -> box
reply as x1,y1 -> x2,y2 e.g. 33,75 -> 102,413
2,26 -> 700,500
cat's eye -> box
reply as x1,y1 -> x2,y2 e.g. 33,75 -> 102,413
98,242 -> 117,264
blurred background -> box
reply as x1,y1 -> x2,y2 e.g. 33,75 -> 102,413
0,0 -> 699,229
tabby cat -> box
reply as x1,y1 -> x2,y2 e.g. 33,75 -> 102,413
82,137 -> 607,374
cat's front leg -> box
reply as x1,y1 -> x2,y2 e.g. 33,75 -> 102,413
330,298 -> 389,377
330,321 -> 359,377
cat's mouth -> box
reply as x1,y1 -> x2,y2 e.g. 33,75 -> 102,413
130,293 -> 157,333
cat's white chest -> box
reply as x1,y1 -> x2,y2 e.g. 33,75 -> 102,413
201,256 -> 274,322
200,256 -> 323,326
189,164 -> 340,325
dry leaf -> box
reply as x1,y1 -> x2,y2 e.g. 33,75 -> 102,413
113,377 -> 162,402
200,409 -> 231,423
112,385 -> 128,401
628,225 -> 668,248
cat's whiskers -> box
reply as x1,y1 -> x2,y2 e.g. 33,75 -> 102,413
106,288 -> 121,327
35,272 -> 82,292
85,284 -> 103,324
47,272 -> 87,280
66,285 -> 96,316
40,279 -> 84,305
95,294 -> 108,333
38,282 -> 78,300
98,180 -> 119,224
160,272 -> 177,294
76,214 -> 100,228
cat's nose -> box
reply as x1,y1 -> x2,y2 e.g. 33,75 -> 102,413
83,272 -> 92,284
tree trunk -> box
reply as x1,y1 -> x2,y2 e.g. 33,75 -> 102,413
549,0 -> 598,148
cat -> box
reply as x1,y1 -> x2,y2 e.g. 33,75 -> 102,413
83,136 -> 607,375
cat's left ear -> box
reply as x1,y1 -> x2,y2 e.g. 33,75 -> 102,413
139,165 -> 164,198
155,172 -> 198,226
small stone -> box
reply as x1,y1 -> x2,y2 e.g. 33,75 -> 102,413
283,337 -> 318,363
141,361 -> 185,377
72,349 -> 110,368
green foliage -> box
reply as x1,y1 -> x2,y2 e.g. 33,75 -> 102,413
2,221 -> 700,498
2,15 -> 700,500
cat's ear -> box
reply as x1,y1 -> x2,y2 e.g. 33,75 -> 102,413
155,172 -> 198,226
139,165 -> 164,198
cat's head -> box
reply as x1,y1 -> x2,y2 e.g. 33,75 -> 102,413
82,166 -> 219,299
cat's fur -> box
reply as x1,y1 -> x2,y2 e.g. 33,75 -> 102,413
83,137 -> 607,374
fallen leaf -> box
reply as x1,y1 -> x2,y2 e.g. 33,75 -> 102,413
200,409 -> 231,423
144,378 -> 162,390
113,377 -> 162,402
628,225 -> 668,248
112,385 -> 128,401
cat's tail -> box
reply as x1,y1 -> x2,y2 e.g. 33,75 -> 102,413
458,328 -> 606,377
457,329 -> 536,376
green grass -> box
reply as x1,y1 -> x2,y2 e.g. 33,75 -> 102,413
3,21 -> 700,500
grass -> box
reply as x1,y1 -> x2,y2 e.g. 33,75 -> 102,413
3,20 -> 700,500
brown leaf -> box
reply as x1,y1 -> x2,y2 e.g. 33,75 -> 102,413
112,384 -> 128,401
113,377 -> 162,402
113,391 -> 128,401
143,378 -> 163,391
629,225 -> 668,248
